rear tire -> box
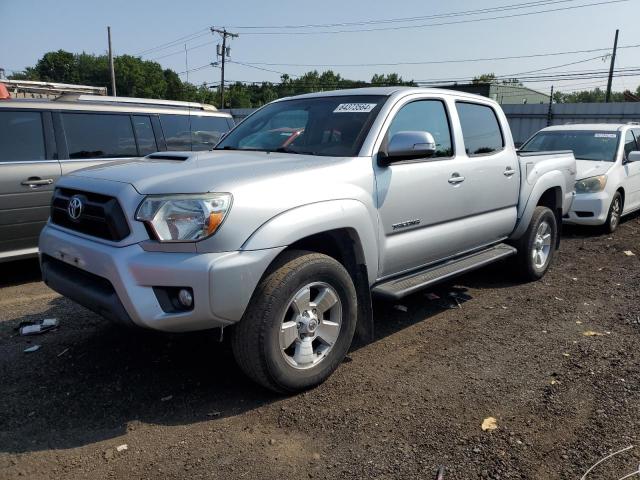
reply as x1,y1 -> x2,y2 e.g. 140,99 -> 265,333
603,191 -> 622,233
515,206 -> 558,281
231,250 -> 357,394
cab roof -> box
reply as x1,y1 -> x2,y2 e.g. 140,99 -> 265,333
279,86 -> 494,103
541,123 -> 633,132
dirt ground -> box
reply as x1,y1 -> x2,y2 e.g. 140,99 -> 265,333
1,215 -> 639,480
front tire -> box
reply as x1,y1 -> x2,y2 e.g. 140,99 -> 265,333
515,206 -> 558,281
604,191 -> 622,233
231,250 -> 357,394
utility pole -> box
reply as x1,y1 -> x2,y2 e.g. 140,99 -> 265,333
605,29 -> 619,103
211,27 -> 238,108
547,85 -> 554,126
107,26 -> 117,96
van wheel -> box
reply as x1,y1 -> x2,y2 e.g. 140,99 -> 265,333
231,250 -> 357,394
604,192 -> 622,233
515,206 -> 558,281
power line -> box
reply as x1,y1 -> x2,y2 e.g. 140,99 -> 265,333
237,43 -> 640,68
134,29 -> 211,57
149,39 -> 215,61
228,0 -> 581,29
236,0 -> 630,35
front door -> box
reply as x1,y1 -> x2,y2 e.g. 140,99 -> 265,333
624,129 -> 640,211
0,109 -> 61,258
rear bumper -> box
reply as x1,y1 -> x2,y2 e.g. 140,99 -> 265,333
563,192 -> 610,226
39,224 -> 284,332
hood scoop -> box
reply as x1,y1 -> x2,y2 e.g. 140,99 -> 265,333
146,153 -> 191,161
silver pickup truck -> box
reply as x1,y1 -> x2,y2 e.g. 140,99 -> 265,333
39,87 -> 576,393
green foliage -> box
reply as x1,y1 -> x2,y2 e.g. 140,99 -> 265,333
8,50 -> 418,108
553,87 -> 626,103
472,73 -> 523,86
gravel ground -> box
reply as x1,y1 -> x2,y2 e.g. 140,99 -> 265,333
1,216 -> 639,480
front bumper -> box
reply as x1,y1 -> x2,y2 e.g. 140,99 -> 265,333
39,224 -> 284,332
563,191 -> 611,226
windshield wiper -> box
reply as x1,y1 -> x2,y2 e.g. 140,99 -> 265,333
273,147 -> 318,155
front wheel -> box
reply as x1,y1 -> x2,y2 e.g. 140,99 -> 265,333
604,192 -> 622,233
231,250 -> 357,394
515,206 -> 558,281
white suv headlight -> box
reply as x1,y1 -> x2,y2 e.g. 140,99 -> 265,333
135,193 -> 232,242
575,175 -> 607,194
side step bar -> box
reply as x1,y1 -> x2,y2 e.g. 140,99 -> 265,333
372,243 -> 517,300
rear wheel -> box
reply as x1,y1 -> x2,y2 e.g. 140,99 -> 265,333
515,206 -> 558,281
231,250 -> 357,394
604,192 -> 622,233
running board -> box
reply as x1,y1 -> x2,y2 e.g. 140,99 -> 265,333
372,243 -> 517,300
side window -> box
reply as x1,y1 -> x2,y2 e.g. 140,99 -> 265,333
0,110 -> 46,162
160,114 -> 191,151
387,100 -> 453,157
190,116 -> 232,151
633,129 -> 640,150
62,113 -> 137,159
624,130 -> 636,159
456,102 -> 504,156
133,115 -> 157,156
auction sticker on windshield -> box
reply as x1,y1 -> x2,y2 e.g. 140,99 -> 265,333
333,103 -> 377,113
594,133 -> 617,138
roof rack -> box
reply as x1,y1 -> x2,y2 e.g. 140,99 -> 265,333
54,94 -> 217,111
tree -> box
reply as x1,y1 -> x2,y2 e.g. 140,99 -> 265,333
472,73 -> 522,86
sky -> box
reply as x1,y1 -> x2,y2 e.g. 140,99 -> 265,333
1,0 -> 639,95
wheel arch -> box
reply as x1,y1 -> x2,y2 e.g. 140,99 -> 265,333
241,200 -> 378,342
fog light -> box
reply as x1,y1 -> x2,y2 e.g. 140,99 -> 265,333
178,288 -> 193,307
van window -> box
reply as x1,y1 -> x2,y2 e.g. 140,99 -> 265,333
160,115 -> 191,151
62,113 -> 137,159
0,111 -> 46,162
387,100 -> 453,157
161,114 -> 232,151
456,102 -> 504,156
190,116 -> 231,150
133,115 -> 157,156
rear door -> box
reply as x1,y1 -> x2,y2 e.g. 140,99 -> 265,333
57,112 -> 140,175
0,109 -> 61,258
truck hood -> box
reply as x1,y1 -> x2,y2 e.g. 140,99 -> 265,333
575,159 -> 614,180
69,151 -> 349,195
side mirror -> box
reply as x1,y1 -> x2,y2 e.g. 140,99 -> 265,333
382,131 -> 437,164
626,151 -> 640,163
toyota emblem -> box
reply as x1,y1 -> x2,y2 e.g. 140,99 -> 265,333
67,195 -> 84,221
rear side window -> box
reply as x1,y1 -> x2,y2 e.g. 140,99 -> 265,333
0,110 -> 45,162
456,102 -> 504,156
190,116 -> 232,151
160,115 -> 191,151
133,115 -> 157,156
388,100 -> 453,157
62,113 -> 137,159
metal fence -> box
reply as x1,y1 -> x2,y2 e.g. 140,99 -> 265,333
502,102 -> 640,144
223,102 -> 640,145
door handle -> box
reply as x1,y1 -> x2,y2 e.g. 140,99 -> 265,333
448,173 -> 465,185
503,167 -> 516,177
21,178 -> 54,188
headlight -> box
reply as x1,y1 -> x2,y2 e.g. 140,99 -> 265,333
136,193 -> 232,242
575,175 -> 607,194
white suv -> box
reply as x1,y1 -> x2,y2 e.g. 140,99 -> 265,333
522,123 -> 640,232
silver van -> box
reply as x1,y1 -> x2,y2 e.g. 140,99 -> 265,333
0,95 -> 234,262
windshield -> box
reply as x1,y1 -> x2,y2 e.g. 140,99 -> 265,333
521,130 -> 620,162
216,95 -> 387,157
